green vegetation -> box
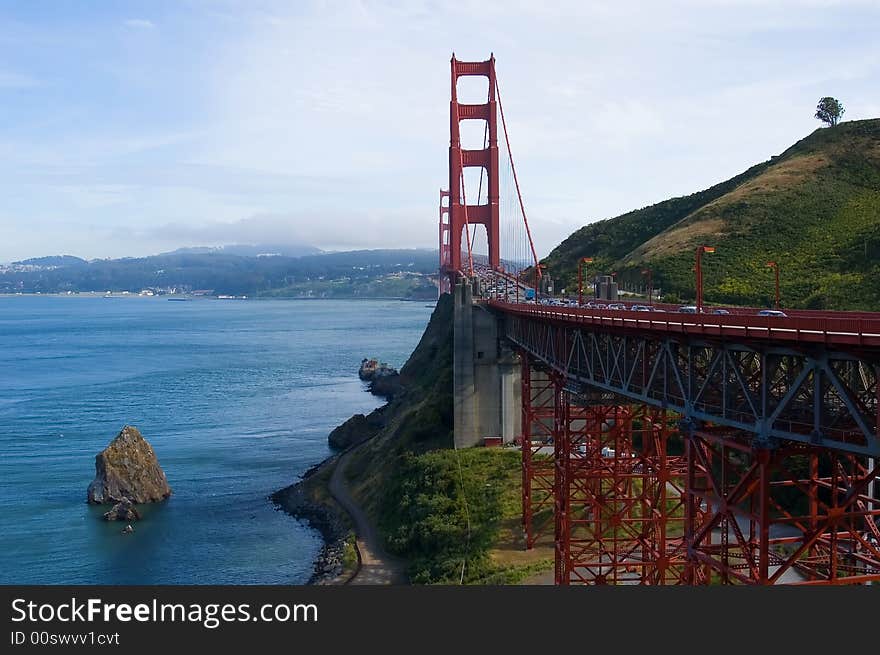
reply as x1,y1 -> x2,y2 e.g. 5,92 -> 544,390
815,97 -> 845,127
544,119 -> 880,310
341,535 -> 359,573
258,273 -> 436,300
341,294 -> 547,584
379,448 -> 524,584
0,248 -> 438,299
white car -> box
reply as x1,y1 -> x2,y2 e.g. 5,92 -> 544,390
757,309 -> 787,318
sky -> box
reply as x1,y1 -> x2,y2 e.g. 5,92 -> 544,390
0,0 -> 878,262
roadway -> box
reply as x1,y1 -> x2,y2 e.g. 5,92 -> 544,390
487,299 -> 880,348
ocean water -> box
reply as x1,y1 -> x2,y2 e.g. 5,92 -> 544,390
0,296 -> 433,584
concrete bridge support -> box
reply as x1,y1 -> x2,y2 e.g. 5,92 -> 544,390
453,281 -> 521,448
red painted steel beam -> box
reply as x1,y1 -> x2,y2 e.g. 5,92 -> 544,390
488,301 -> 880,350
444,54 -> 500,288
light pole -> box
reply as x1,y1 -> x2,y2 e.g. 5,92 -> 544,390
695,245 -> 715,313
534,264 -> 546,304
641,268 -> 653,304
766,261 -> 780,309
577,257 -> 594,306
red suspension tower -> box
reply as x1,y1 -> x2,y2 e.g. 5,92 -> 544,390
442,54 -> 501,291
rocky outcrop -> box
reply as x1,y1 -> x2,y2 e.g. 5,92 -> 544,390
359,358 -> 401,399
328,410 -> 385,450
103,497 -> 141,522
369,367 -> 401,399
359,358 -> 379,381
87,425 -> 172,505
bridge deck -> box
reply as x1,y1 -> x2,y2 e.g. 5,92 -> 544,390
488,300 -> 880,350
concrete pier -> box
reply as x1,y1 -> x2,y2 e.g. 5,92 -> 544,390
453,281 -> 521,448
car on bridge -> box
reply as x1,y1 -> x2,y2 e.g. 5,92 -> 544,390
631,305 -> 651,312
712,309 -> 731,315
678,306 -> 699,314
757,309 -> 788,318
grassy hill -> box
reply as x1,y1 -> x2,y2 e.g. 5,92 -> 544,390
543,119 -> 880,310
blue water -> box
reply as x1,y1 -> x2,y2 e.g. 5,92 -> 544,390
0,296 -> 432,584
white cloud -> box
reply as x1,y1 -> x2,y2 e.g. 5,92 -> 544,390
123,19 -> 155,29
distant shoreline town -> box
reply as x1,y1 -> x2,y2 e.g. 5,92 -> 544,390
0,247 -> 440,301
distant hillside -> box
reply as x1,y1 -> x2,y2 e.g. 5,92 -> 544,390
161,243 -> 321,258
0,248 -> 439,299
14,255 -> 88,268
544,118 -> 880,310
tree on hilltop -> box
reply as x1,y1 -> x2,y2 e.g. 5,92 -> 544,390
815,97 -> 845,127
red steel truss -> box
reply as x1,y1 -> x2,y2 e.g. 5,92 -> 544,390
684,427 -> 880,584
563,405 -> 695,585
518,357 -> 880,584
518,351 -> 701,584
520,352 -> 557,548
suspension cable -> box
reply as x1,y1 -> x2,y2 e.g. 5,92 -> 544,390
496,75 -> 541,279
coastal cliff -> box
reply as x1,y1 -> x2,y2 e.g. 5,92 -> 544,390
274,294 -> 549,584
273,294 -> 452,581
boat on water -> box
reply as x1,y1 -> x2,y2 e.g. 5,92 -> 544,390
167,297 -> 191,302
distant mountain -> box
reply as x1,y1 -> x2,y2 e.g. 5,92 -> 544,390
543,118 -> 880,310
0,248 -> 439,300
160,243 -> 322,258
13,255 -> 88,268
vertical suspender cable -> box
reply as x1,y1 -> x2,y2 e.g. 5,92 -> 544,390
496,77 -> 541,280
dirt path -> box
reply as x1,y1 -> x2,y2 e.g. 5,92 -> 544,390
329,442 -> 407,585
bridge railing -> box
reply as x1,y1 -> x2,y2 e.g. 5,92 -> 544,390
488,300 -> 880,348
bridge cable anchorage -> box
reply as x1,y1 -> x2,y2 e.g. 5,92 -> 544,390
496,75 -> 540,280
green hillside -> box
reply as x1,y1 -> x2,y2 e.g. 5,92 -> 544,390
543,119 -> 880,310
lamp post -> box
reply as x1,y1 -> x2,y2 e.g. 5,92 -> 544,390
534,264 -> 546,304
695,245 -> 715,313
641,268 -> 653,304
766,261 -> 780,309
577,257 -> 594,306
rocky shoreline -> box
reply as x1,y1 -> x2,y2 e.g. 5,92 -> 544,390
271,454 -> 352,584
272,352 -> 409,583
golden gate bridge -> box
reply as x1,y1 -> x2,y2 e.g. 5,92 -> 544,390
439,54 -> 880,585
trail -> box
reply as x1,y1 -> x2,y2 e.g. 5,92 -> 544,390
329,441 -> 407,585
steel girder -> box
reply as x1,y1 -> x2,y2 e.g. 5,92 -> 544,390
560,404 -> 695,585
505,315 -> 880,456
521,353 -> 557,548
684,428 -> 880,584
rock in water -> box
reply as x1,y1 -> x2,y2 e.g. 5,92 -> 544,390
103,497 -> 141,521
87,426 -> 172,504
